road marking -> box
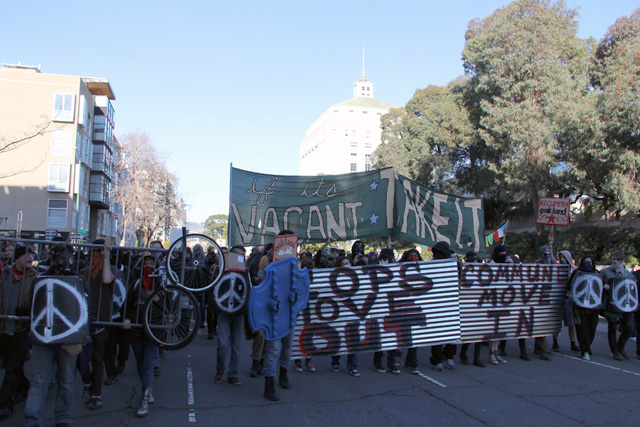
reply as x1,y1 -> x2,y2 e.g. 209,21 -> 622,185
187,355 -> 196,423
559,352 -> 640,377
415,371 -> 447,387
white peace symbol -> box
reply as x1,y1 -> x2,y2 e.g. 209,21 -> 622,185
31,277 -> 88,344
112,274 -> 127,320
571,272 -> 603,309
611,278 -> 639,313
213,272 -> 248,315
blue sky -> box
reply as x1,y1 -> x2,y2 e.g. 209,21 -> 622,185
1,1 -> 637,223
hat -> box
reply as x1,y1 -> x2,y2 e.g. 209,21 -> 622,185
14,245 -> 33,260
538,245 -> 551,256
379,248 -> 395,262
432,241 -> 452,258
465,251 -> 479,262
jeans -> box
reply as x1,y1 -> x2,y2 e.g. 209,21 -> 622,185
104,326 -> 130,377
131,339 -> 159,388
24,344 -> 76,427
331,354 -> 358,371
373,351 -> 396,369
216,314 -> 244,378
264,330 -> 294,377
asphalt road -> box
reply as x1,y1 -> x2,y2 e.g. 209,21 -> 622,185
4,319 -> 640,427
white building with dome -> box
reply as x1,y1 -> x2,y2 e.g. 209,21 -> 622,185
299,65 -> 396,176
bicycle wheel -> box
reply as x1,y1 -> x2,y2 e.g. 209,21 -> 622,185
165,233 -> 225,292
142,285 -> 201,350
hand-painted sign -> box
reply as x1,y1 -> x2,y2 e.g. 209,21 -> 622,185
459,263 -> 569,342
248,257 -> 310,340
607,277 -> 638,313
290,261 -> 569,358
273,234 -> 298,262
570,271 -> 603,309
229,167 -> 486,257
292,259 -> 460,357
536,198 -> 570,226
30,276 -> 90,345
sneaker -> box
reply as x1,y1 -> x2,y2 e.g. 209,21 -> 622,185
630,336 -> 637,342
445,358 -> 455,369
520,353 -> 531,361
496,354 -> 507,364
214,371 -> 224,384
613,352 -> 623,361
552,342 -> 560,352
82,386 -> 91,403
540,353 -> 551,361
618,348 -> 631,359
207,333 -> 214,340
331,364 -> 340,372
489,353 -> 499,365
408,366 -> 420,374
305,360 -> 316,372
582,352 -> 590,361
374,364 -> 386,373
473,359 -> 486,368
433,363 -> 444,371
294,360 -> 303,372
460,355 -> 469,365
348,369 -> 360,377
570,343 -> 580,352
104,375 -> 118,386
86,397 -> 102,410
227,377 -> 241,385
388,365 -> 401,374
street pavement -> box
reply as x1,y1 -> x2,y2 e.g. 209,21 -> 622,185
4,319 -> 640,427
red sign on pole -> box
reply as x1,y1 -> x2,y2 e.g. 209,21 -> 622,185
536,198 -> 570,226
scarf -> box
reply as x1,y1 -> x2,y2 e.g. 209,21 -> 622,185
142,266 -> 154,291
12,264 -> 24,283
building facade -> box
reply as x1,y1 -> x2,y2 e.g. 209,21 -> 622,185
0,63 -> 120,242
299,70 -> 396,175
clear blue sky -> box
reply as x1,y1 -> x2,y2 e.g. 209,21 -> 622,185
1,1 -> 637,223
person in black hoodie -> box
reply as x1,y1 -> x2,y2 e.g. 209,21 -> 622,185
569,255 -> 600,360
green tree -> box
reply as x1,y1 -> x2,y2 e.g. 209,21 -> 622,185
462,0 -> 591,231
204,214 -> 228,241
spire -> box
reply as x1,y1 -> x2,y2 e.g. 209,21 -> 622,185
361,42 -> 366,81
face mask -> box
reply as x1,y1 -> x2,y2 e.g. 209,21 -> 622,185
613,263 -> 625,276
581,261 -> 593,272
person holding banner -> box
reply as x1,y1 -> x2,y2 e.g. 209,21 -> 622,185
249,243 -> 272,378
460,252 -> 486,367
0,245 -> 35,420
552,250 -> 579,353
600,250 -> 634,361
570,255 -> 600,360
533,246 -> 554,361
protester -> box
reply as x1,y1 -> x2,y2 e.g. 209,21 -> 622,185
533,246 -> 554,361
570,255 -> 600,360
600,250 -> 634,361
553,250 -> 579,352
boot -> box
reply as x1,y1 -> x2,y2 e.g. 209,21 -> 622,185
279,367 -> 291,389
264,377 -> 279,401
249,360 -> 260,377
147,387 -> 154,405
258,359 -> 264,376
136,387 -> 150,418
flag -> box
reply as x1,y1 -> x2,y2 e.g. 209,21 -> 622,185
485,221 -> 508,247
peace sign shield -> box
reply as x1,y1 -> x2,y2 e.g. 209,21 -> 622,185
608,277 -> 639,313
30,276 -> 90,345
212,271 -> 251,315
570,271 -> 603,309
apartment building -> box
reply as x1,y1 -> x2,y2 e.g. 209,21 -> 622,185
0,63 -> 120,242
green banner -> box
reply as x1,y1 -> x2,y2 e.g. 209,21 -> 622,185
228,167 -> 486,256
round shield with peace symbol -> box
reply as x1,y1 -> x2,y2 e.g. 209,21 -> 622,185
608,277 -> 639,313
30,276 -> 90,345
212,271 -> 251,315
570,271 -> 603,309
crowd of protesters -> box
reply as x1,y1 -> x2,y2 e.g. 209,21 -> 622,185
1,235 -> 639,424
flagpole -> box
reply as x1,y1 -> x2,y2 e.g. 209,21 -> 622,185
502,221 -> 508,245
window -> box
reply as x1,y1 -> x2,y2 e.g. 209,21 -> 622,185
48,163 -> 71,192
52,93 -> 75,122
363,111 -> 368,114
47,199 -> 68,228
350,163 -> 357,172
366,131 -> 371,138
51,129 -> 72,156
351,152 -> 357,157
365,163 -> 372,171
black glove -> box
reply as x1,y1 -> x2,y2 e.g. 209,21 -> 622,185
15,307 -> 29,317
